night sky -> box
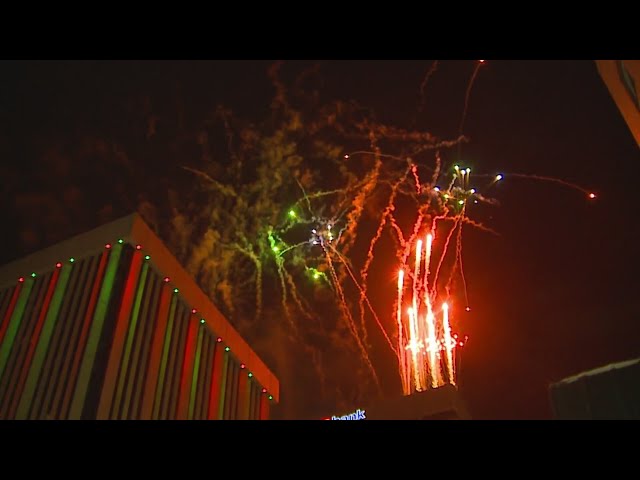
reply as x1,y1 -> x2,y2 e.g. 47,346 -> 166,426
1,60 -> 638,419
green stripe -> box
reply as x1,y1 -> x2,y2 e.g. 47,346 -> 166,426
68,245 -> 123,420
188,327 -> 204,420
125,273 -> 161,419
15,267 -> 72,419
217,353 -> 229,420
112,262 -> 148,418
152,295 -> 177,420
0,280 -> 35,383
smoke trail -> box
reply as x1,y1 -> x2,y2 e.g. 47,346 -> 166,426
462,217 -> 500,236
458,61 -> 484,139
431,217 -> 461,300
417,60 -> 440,117
389,212 -> 406,247
331,246 -> 397,355
411,163 -> 421,193
283,266 -> 315,320
295,176 -> 314,215
323,245 -> 381,391
357,166 -> 409,353
455,213 -> 470,309
505,173 -> 592,195
339,155 -> 382,259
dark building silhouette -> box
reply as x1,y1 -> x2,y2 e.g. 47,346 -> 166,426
324,385 -> 471,420
0,213 -> 278,420
549,358 -> 640,420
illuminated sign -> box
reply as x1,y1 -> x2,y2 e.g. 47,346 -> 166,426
326,409 -> 367,420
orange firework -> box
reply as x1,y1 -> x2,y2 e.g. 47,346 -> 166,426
442,302 -> 455,385
396,234 -> 460,394
397,270 -> 410,394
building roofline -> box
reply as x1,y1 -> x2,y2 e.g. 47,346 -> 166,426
551,357 -> 640,387
595,60 -> 640,148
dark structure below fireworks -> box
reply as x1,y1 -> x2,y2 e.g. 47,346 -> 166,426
549,358 -> 640,420
324,385 -> 470,420
0,213 -> 278,420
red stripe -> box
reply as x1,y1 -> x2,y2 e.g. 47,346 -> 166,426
259,393 -> 270,420
6,269 -> 61,419
176,314 -> 198,420
237,373 -> 249,420
97,250 -> 143,419
207,343 -> 224,419
59,251 -> 109,418
139,284 -> 172,419
0,284 -> 22,346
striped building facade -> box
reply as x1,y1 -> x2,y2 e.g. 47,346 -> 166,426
0,214 -> 279,420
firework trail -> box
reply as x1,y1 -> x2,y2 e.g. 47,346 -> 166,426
295,176 -> 314,215
334,153 -> 382,346
400,211 -> 426,266
276,264 -> 292,324
458,61 -> 485,140
396,270 -> 410,394
278,241 -> 309,256
413,240 -> 428,388
411,163 -> 421,193
330,245 -> 396,354
228,242 -> 264,323
283,266 -> 315,320
388,212 -> 406,246
323,243 -> 381,391
462,217 -> 500,236
455,212 -> 470,309
253,255 -> 263,322
421,233 -> 438,387
407,307 -> 423,391
426,310 -> 440,388
423,233 -> 434,292
268,230 -> 296,330
412,239 -> 422,317
417,60 -> 440,117
502,173 -> 594,196
442,303 -> 455,385
431,151 -> 442,186
475,172 -> 596,199
358,167 -> 409,351
339,156 -> 382,259
430,217 -> 461,300
447,172 -> 458,192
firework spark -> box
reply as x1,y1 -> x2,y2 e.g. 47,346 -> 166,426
442,302 -> 455,385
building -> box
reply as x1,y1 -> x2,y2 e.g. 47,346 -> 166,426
549,358 -> 640,420
324,385 -> 471,420
0,213 -> 278,420
595,60 -> 640,148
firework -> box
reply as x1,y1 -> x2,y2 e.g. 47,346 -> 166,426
261,147 -> 596,398
395,234 -> 459,394
182,60 -> 597,404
